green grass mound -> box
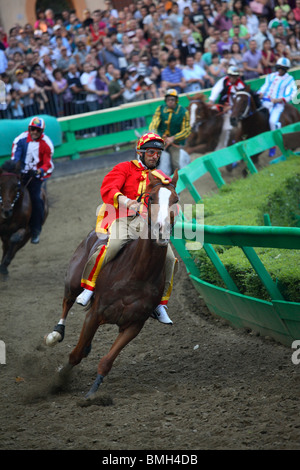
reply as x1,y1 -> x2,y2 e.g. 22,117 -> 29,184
191,156 -> 300,302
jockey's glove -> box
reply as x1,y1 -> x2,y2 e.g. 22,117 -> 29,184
27,169 -> 43,179
118,195 -> 141,214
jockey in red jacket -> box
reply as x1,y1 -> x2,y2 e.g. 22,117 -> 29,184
76,132 -> 177,325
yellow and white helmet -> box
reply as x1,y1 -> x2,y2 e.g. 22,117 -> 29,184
165,88 -> 178,100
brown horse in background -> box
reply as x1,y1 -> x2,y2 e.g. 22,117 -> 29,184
184,93 -> 224,155
0,161 -> 48,277
45,170 -> 179,399
230,86 -> 300,144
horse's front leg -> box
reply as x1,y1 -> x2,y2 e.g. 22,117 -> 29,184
0,237 -> 11,277
56,309 -> 100,392
68,309 -> 100,366
44,296 -> 75,346
10,227 -> 27,244
0,229 -> 30,276
86,321 -> 145,399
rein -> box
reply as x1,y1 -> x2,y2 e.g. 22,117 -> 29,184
2,172 -> 19,177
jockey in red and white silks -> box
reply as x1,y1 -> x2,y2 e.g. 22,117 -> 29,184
208,66 -> 246,149
11,117 -> 54,244
258,57 -> 297,130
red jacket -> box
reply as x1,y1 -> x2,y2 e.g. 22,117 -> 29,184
96,160 -> 171,234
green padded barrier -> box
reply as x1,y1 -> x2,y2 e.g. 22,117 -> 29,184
171,224 -> 300,346
0,115 -> 62,159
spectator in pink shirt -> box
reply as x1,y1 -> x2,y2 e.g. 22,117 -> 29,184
293,0 -> 300,21
214,1 -> 233,31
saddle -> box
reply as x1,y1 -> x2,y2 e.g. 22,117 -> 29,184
89,232 -> 109,259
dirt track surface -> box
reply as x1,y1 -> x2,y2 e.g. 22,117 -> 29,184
1,155 -> 300,451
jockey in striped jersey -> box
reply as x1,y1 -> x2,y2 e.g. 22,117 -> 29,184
258,57 -> 297,131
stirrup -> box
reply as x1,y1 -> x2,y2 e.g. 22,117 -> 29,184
151,304 -> 173,325
76,289 -> 94,306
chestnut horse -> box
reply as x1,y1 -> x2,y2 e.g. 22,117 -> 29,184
184,93 -> 224,155
45,170 -> 179,399
230,87 -> 300,144
0,161 -> 48,276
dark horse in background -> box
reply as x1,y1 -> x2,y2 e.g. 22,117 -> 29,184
184,93 -> 225,155
45,170 -> 179,399
230,86 -> 300,145
0,160 -> 48,277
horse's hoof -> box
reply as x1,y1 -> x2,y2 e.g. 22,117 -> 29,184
85,374 -> 104,399
44,330 -> 62,347
45,324 -> 65,346
78,392 -> 113,407
0,265 -> 8,277
0,272 -> 8,282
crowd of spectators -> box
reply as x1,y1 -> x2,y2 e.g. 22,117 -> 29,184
0,0 -> 299,121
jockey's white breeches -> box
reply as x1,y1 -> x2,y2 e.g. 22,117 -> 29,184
262,100 -> 284,131
215,112 -> 232,150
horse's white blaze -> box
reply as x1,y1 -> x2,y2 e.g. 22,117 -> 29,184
157,188 -> 171,236
190,103 -> 197,127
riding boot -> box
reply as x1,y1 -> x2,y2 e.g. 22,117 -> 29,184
151,304 -> 173,325
76,288 -> 94,306
31,230 -> 40,244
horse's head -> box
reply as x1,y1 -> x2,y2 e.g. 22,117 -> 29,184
0,161 -> 22,219
230,87 -> 255,127
188,94 -> 208,131
146,170 -> 179,246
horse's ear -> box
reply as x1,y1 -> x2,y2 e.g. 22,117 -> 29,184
171,169 -> 178,187
15,160 -> 22,174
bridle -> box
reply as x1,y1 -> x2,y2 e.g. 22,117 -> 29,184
234,91 -> 253,120
138,182 -> 177,205
0,172 -> 21,209
136,181 -> 178,232
233,90 -> 265,121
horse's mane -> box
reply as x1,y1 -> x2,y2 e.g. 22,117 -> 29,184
1,160 -> 20,174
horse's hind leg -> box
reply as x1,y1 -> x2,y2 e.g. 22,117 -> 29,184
45,296 -> 74,346
86,321 -> 144,398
